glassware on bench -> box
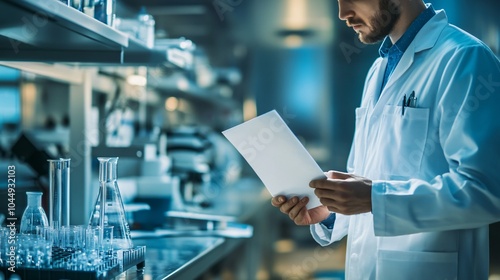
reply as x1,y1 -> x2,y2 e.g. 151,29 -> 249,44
20,192 -> 49,235
89,157 -> 133,250
48,158 -> 71,229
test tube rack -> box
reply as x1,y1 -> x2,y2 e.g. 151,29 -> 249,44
0,246 -> 146,280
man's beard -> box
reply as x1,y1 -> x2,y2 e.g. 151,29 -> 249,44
354,0 -> 401,44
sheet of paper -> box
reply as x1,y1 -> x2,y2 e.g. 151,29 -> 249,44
222,110 -> 324,209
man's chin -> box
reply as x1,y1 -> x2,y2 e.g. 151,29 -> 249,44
358,33 -> 384,45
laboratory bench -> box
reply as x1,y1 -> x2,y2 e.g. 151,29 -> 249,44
116,236 -> 242,280
1,174 -> 274,280
115,177 -> 276,280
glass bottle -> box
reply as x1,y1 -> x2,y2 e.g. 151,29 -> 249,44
89,157 -> 133,250
20,192 -> 49,235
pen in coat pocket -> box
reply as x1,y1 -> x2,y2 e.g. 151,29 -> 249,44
402,91 -> 417,116
402,94 -> 406,116
408,91 -> 417,107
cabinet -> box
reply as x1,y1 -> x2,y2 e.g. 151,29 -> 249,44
0,0 -> 203,224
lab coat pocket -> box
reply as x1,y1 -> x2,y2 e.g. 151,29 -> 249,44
376,250 -> 458,280
379,106 -> 429,178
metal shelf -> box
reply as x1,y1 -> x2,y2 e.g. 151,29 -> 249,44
0,0 -> 127,63
0,0 -> 192,67
124,37 -> 194,69
152,77 -> 238,110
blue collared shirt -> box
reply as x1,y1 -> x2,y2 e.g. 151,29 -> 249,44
379,4 -> 436,90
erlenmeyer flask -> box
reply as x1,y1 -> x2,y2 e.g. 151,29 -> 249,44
20,192 -> 49,234
89,157 -> 133,250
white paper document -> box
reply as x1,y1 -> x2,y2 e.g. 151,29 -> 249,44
222,110 -> 324,209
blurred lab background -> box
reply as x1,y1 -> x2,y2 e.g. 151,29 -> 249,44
0,0 -> 499,279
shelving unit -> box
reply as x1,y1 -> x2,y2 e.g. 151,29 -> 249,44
0,0 -> 192,67
0,0 -> 239,225
152,77 -> 238,111
0,0 -> 127,63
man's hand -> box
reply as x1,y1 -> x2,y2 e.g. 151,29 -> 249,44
310,170 -> 372,215
271,196 -> 330,226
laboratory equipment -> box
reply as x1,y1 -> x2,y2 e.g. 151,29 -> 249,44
94,0 -> 115,26
82,0 -> 95,17
20,192 -> 49,235
137,7 -> 155,48
89,157 -> 133,250
48,158 -> 71,228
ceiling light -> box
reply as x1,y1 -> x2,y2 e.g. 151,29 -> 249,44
283,0 -> 308,30
165,97 -> 179,111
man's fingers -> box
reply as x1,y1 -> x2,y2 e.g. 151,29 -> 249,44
288,197 -> 309,220
326,170 -> 352,180
293,206 -> 310,225
309,177 -> 330,189
310,178 -> 345,191
318,197 -> 342,213
271,195 -> 287,207
279,196 -> 299,214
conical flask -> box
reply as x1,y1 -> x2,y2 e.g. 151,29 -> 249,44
89,157 -> 133,250
20,192 -> 49,234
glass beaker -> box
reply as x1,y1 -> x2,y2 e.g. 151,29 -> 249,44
20,192 -> 49,235
88,157 -> 133,250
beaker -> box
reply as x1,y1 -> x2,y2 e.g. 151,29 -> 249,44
88,157 -> 133,250
20,192 -> 49,235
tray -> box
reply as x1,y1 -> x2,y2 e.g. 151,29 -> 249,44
0,246 -> 146,280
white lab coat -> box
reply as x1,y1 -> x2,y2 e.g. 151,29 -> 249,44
311,9 -> 500,280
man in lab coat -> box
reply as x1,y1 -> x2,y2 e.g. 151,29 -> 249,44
272,0 -> 500,279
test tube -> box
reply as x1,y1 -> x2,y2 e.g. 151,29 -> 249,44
48,160 -> 62,228
60,158 -> 71,227
48,159 -> 71,228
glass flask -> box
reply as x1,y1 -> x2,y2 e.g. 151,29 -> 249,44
89,157 -> 133,250
20,192 -> 49,235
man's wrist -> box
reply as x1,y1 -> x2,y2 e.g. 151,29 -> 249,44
319,213 -> 336,229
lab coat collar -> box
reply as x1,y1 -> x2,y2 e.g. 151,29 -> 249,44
380,9 -> 448,98
413,9 -> 448,53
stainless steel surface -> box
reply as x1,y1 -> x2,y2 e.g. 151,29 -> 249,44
117,236 -> 233,280
131,222 -> 253,239
165,210 -> 236,222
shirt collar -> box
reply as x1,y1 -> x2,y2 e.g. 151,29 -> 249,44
379,4 -> 436,58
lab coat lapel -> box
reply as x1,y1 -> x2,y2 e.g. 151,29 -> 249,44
367,58 -> 387,108
372,10 -> 448,113
383,10 -> 447,91
383,49 -> 414,91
